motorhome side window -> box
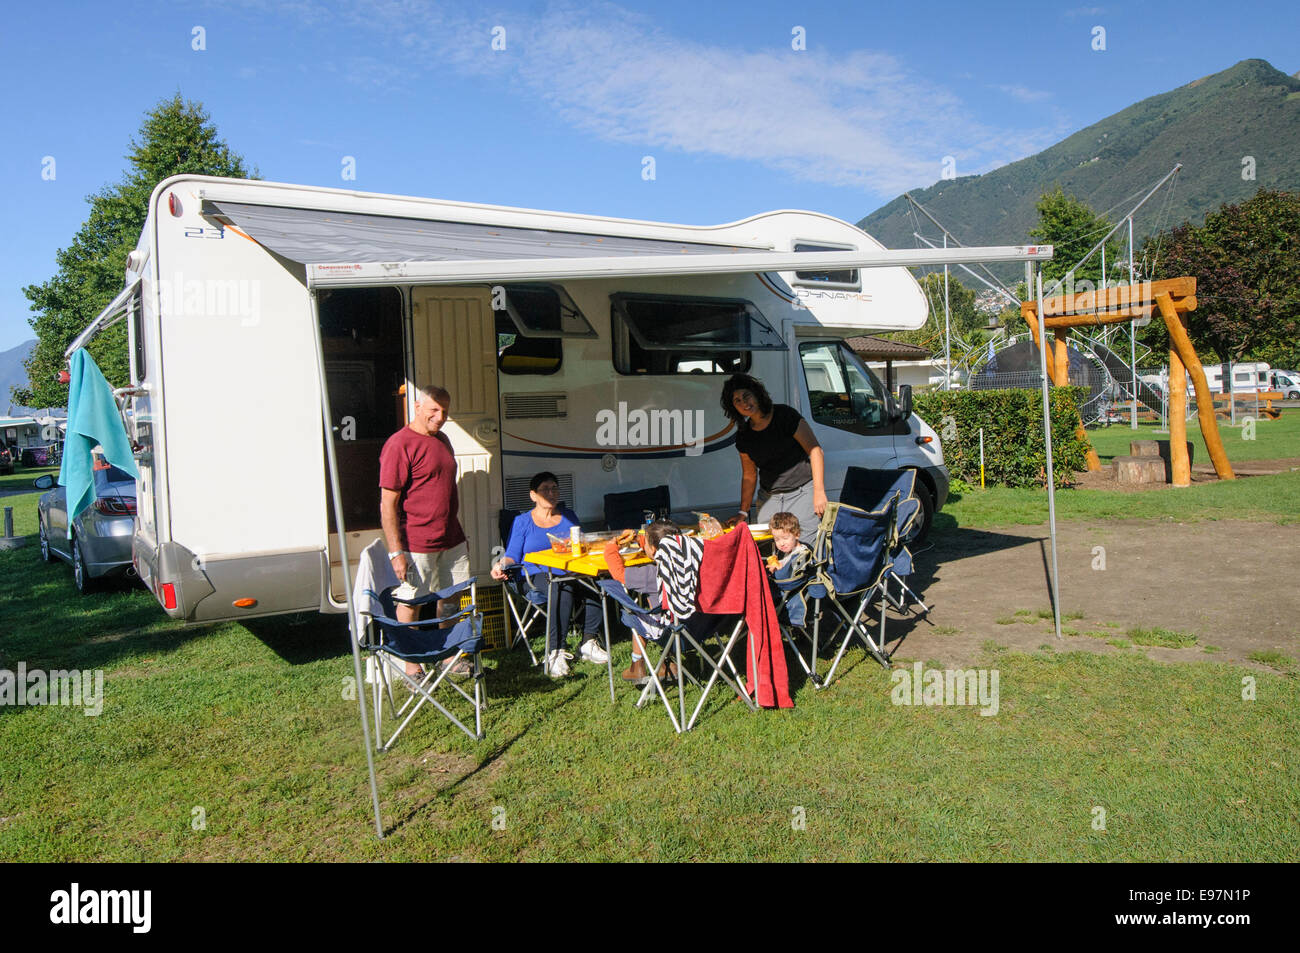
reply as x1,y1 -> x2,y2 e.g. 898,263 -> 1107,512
610,294 -> 784,375
495,284 -> 593,375
130,287 -> 145,382
792,241 -> 860,289
800,342 -> 889,433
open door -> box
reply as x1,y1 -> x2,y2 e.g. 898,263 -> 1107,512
410,286 -> 503,577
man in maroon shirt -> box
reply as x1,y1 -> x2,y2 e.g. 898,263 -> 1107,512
379,384 -> 470,676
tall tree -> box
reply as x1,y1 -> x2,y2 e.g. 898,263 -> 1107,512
16,95 -> 252,408
1142,189 -> 1300,367
1029,187 -> 1124,291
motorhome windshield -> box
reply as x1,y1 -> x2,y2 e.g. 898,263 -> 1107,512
799,340 -> 891,434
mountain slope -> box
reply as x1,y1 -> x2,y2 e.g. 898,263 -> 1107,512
858,59 -> 1300,267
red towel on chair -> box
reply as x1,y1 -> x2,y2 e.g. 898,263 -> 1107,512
698,524 -> 793,709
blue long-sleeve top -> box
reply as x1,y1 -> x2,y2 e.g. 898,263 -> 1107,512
504,507 -> 582,578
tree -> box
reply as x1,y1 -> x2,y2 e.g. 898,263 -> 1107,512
16,95 -> 252,408
1029,187 -> 1124,292
1143,189 -> 1300,367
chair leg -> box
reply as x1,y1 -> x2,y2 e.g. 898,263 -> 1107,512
634,635 -> 683,733
684,621 -> 757,731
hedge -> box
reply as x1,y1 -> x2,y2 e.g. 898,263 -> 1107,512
914,387 -> 1092,489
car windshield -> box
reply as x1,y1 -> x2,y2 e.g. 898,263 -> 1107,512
95,465 -> 135,486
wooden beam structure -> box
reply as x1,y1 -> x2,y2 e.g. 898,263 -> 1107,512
1155,292 -> 1234,481
1021,276 -> 1233,484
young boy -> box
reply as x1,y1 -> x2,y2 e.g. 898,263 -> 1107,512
765,511 -> 813,627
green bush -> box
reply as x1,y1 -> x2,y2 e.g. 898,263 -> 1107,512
914,387 -> 1092,488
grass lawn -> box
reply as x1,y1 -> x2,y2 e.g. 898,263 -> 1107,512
0,466 -> 57,496
1084,413 -> 1300,464
938,468 -> 1300,529
933,411 -> 1300,529
2,472 -> 1298,862
3,444 -> 1298,862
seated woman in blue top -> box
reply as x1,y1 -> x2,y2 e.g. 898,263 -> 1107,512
489,471 -> 609,678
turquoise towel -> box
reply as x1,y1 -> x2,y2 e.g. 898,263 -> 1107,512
58,348 -> 140,537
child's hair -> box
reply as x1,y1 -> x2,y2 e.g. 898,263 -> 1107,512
645,519 -> 680,551
769,511 -> 801,537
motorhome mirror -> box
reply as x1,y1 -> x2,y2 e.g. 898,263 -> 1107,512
897,384 -> 913,420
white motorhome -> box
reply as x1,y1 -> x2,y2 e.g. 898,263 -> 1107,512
71,175 -> 1050,623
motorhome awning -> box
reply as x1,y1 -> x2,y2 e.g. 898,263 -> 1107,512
204,201 -> 767,264
203,200 -> 1053,290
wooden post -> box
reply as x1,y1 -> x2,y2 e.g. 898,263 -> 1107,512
1054,331 -> 1070,385
1155,292 -> 1235,480
1168,347 -> 1190,487
1023,304 -> 1101,471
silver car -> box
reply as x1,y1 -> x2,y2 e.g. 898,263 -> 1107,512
35,462 -> 137,594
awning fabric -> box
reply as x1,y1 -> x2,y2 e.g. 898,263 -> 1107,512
204,201 -> 764,266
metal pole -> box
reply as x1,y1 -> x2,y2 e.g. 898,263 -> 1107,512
1036,270 -> 1063,640
979,428 -> 985,488
1043,164 -> 1182,299
309,289 -> 385,839
905,194 -> 1022,304
1228,358 -> 1236,426
1130,214 -> 1138,430
943,234 -> 952,390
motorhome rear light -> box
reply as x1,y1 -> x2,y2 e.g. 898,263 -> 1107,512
915,436 -> 933,445
56,370 -> 71,384
232,598 -> 257,609
168,192 -> 182,216
161,583 -> 177,610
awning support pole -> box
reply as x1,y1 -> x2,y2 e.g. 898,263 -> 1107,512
309,289 -> 385,838
1035,269 -> 1063,640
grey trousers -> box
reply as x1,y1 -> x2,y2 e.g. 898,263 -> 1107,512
756,480 -> 818,546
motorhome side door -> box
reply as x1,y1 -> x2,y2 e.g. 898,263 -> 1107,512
410,286 -> 503,577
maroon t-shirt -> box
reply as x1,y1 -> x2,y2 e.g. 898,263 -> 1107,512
378,427 -> 467,553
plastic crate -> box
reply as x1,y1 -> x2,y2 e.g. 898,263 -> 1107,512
459,584 -> 509,653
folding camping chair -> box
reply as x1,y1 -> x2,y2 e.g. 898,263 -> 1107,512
498,507 -> 586,668
500,564 -> 550,666
603,484 -> 671,530
807,498 -> 900,687
352,540 -> 487,747
598,579 -> 754,733
770,551 -> 829,688
841,467 -> 930,616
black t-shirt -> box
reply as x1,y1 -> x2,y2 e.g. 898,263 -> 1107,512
735,404 -> 813,493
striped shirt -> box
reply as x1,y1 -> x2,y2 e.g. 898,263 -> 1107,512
653,535 -> 704,621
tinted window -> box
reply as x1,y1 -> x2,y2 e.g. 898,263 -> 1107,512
793,242 -> 860,288
611,294 -> 784,376
800,341 -> 889,433
497,284 -> 594,338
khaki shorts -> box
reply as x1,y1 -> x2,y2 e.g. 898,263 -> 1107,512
395,542 -> 470,600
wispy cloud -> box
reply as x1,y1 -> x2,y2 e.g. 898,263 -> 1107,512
258,0 -> 1064,195
994,83 -> 1051,103
1062,6 -> 1106,17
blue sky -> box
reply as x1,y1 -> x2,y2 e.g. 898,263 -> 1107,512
1,0 -> 1296,354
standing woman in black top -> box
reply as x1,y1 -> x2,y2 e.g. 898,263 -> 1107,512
721,373 -> 827,545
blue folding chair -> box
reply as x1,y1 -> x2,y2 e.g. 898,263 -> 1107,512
808,498 -> 899,686
770,549 -> 829,687
352,541 -> 486,747
841,467 -> 930,616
